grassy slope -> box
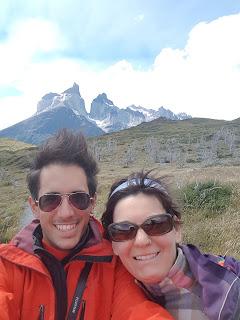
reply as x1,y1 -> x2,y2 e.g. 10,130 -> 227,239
0,118 -> 240,258
0,138 -> 37,241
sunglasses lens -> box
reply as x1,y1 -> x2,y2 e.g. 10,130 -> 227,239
143,214 -> 173,236
108,223 -> 137,242
69,192 -> 91,210
108,214 -> 174,242
39,194 -> 61,212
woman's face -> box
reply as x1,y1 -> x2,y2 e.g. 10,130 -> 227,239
112,193 -> 181,284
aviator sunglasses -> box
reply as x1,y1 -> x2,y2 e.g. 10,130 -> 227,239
35,192 -> 93,212
108,213 -> 175,242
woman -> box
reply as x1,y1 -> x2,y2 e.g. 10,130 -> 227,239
101,171 -> 240,320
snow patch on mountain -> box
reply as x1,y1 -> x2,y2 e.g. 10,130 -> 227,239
36,83 -> 192,134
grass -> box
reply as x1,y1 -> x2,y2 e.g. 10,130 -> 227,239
181,180 -> 232,213
0,138 -> 35,242
96,164 -> 240,259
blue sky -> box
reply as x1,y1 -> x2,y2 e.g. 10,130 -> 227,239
0,0 -> 240,129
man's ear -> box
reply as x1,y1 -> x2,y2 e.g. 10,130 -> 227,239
91,193 -> 97,210
28,196 -> 40,218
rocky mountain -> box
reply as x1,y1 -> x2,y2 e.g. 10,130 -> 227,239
89,94 -> 145,132
0,83 -> 191,144
0,106 -> 104,144
37,82 -> 88,117
128,105 -> 190,121
89,95 -> 191,132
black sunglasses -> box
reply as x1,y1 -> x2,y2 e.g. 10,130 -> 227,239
107,213 -> 174,242
35,192 -> 93,212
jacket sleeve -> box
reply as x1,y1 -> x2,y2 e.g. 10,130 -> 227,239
224,255 -> 240,276
0,257 -> 17,320
111,259 -> 173,320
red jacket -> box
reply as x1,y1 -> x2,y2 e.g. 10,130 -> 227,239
0,217 -> 173,320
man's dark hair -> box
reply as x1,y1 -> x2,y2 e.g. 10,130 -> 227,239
27,129 -> 99,200
101,170 -> 181,240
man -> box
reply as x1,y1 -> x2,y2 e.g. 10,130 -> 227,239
0,129 -> 172,320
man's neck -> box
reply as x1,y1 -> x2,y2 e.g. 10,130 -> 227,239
42,240 -> 69,260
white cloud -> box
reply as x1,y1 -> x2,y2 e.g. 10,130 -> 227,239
134,14 -> 145,22
104,13 -> 240,120
0,18 -> 65,85
0,95 -> 38,130
1,13 -> 240,130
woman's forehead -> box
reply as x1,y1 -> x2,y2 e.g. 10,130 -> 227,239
113,193 -> 165,223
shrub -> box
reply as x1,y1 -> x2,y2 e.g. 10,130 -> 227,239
181,180 -> 232,213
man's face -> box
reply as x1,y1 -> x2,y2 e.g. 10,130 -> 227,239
29,163 -> 95,251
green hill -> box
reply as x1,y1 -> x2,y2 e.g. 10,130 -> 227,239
88,117 -> 240,167
0,138 -> 37,240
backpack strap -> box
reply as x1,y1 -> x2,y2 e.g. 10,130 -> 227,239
67,262 -> 93,320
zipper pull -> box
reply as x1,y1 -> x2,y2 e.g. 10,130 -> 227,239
39,304 -> 45,320
79,300 -> 86,320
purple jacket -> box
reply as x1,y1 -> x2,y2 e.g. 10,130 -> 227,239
181,244 -> 240,320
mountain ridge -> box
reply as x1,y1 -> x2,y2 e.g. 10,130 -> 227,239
0,83 -> 192,144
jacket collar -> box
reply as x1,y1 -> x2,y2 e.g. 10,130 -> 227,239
181,244 -> 240,320
5,216 -> 113,265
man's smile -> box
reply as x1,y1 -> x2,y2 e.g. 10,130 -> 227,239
54,223 -> 78,232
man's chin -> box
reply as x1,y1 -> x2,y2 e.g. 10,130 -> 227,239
49,237 -> 80,251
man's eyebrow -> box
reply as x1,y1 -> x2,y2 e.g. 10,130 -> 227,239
43,190 -> 87,194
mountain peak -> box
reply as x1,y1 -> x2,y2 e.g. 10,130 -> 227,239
94,93 -> 114,105
98,93 -> 107,99
37,83 -> 87,116
90,93 -> 116,121
63,82 -> 81,96
41,92 -> 59,100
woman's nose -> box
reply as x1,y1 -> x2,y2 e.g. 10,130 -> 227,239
134,228 -> 152,247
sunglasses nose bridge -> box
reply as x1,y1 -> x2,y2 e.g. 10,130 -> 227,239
56,194 -> 76,217
58,194 -> 72,209
133,226 -> 152,246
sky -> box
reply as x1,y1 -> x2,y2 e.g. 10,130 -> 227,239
0,0 -> 240,130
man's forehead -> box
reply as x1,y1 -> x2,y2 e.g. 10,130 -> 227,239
39,163 -> 89,194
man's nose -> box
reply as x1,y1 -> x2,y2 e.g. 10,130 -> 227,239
134,228 -> 151,247
56,196 -> 75,218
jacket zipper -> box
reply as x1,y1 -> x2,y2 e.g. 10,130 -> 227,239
39,304 -> 45,320
79,300 -> 86,320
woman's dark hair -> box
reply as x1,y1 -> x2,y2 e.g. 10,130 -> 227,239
27,128 -> 99,200
101,170 -> 181,240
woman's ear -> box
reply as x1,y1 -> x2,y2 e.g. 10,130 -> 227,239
174,219 -> 182,244
28,196 -> 40,218
176,228 -> 182,244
